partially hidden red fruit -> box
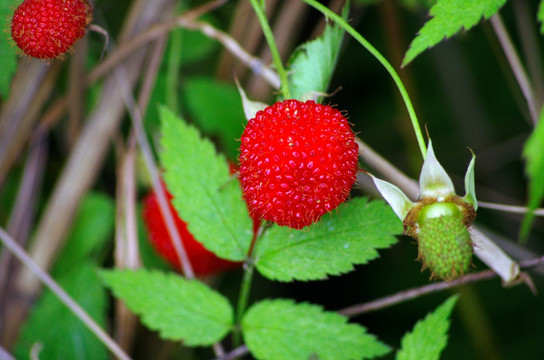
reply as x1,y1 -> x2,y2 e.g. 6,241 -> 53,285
239,99 -> 359,229
143,175 -> 261,277
11,0 -> 90,59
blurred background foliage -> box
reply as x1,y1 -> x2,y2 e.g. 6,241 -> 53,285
0,0 -> 543,359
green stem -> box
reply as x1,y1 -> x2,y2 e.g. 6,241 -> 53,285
249,0 -> 291,99
233,260 -> 255,346
233,220 -> 265,346
300,0 -> 427,159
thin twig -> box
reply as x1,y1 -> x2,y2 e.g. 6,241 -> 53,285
0,227 -> 132,360
0,344 -> 15,360
338,255 -> 544,318
478,201 -> 544,216
490,14 -> 539,125
215,345 -> 249,360
114,65 -> 195,279
356,138 -> 419,200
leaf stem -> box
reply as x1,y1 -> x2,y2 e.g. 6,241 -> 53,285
300,0 -> 426,159
234,262 -> 254,345
249,0 -> 291,99
233,222 -> 265,346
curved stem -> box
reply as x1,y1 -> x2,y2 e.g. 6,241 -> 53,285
300,0 -> 426,159
249,0 -> 291,99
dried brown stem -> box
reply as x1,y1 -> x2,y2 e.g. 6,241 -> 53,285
0,227 -> 132,360
8,0 -> 177,346
338,256 -> 544,318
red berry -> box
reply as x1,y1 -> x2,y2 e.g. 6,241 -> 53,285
11,0 -> 90,59
239,99 -> 359,229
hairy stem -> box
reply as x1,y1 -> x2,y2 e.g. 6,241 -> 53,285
300,0 -> 426,158
249,0 -> 291,99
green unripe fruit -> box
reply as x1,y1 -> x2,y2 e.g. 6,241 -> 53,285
416,204 -> 472,281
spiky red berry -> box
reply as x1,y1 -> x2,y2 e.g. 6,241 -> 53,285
239,99 -> 359,229
11,0 -> 90,59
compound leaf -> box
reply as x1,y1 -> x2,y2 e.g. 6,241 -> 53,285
159,106 -> 253,261
100,269 -> 233,346
255,197 -> 402,282
242,299 -> 390,360
403,0 -> 507,66
397,296 -> 458,360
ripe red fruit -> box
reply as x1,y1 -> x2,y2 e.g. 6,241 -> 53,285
239,99 -> 359,229
11,0 -> 90,59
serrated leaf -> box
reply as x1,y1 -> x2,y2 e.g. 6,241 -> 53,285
15,264 -> 108,360
159,106 -> 253,261
0,1 -> 18,98
397,296 -> 458,360
100,269 -> 233,346
520,111 -> 544,239
53,192 -> 114,275
403,0 -> 506,66
183,77 -> 245,160
242,299 -> 390,360
254,197 -> 402,281
287,3 -> 348,100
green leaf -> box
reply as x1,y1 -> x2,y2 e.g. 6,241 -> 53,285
53,192 -> 115,275
183,77 -> 245,160
159,106 -> 253,261
100,269 -> 233,346
403,0 -> 507,66
520,111 -> 544,239
539,0 -> 544,34
15,264 -> 108,360
397,296 -> 458,360
242,299 -> 390,360
287,3 -> 348,100
255,197 -> 402,281
0,0 -> 18,98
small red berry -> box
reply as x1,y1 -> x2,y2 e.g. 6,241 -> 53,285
239,99 -> 359,229
11,0 -> 90,59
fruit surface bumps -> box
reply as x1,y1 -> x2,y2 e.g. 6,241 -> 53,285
143,188 -> 242,277
239,99 -> 358,229
417,215 -> 472,281
11,0 -> 89,59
